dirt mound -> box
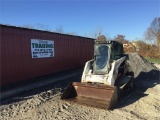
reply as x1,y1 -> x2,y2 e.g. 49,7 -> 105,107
128,52 -> 158,77
128,53 -> 159,89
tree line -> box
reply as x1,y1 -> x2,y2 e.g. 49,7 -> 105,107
113,17 -> 160,59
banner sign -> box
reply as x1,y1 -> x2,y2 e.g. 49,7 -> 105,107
31,39 -> 54,58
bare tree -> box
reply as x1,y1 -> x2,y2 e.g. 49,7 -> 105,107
35,23 -> 52,31
23,24 -> 34,29
55,26 -> 77,35
55,26 -> 64,33
89,27 -> 104,39
66,32 -> 77,36
23,23 -> 52,31
145,17 -> 160,47
114,34 -> 129,44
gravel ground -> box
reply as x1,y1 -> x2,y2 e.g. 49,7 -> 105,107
154,63 -> 160,69
0,53 -> 160,120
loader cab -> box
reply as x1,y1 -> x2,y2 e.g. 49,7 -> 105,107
93,40 -> 111,74
93,39 -> 124,75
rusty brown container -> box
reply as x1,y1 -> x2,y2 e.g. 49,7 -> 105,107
0,25 -> 94,86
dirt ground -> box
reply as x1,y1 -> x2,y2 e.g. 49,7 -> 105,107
0,53 -> 160,120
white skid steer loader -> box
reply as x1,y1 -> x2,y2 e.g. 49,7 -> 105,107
61,36 -> 135,110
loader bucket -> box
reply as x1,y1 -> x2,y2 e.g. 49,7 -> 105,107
61,82 -> 118,110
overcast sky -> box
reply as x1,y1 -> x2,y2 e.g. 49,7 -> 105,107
0,0 -> 159,41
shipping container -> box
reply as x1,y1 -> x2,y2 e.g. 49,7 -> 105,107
0,25 -> 94,86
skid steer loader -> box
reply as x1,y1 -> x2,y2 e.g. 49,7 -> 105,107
61,36 -> 135,110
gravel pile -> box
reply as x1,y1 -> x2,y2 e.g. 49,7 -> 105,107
128,52 -> 158,77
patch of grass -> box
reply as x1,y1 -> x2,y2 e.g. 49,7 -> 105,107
145,57 -> 160,63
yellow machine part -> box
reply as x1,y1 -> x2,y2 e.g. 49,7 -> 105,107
61,82 -> 118,110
